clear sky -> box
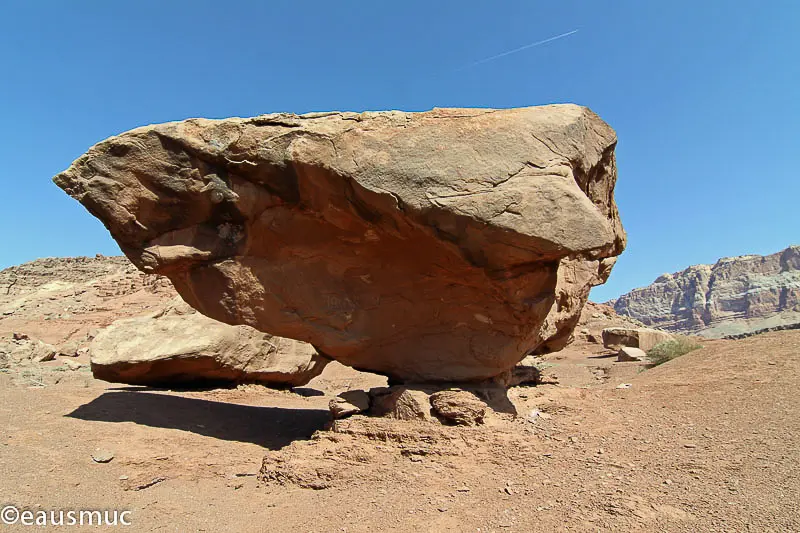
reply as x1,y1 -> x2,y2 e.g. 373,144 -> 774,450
1,1 -> 797,301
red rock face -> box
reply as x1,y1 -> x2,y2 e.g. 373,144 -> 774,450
54,105 -> 625,382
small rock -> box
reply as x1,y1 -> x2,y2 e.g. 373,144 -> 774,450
329,390 -> 370,419
663,479 -> 673,485
64,359 -> 84,371
369,386 -> 433,421
617,347 -> 648,362
13,332 -> 29,341
130,477 -> 166,491
91,449 -> 114,463
504,355 -> 544,386
430,390 -> 487,426
616,383 -> 632,389
683,443 -> 697,449
456,486 -> 471,492
57,340 -> 81,357
528,409 -> 552,422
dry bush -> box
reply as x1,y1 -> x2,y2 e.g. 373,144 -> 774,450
647,336 -> 702,366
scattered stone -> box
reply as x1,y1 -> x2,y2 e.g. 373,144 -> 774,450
63,359 -> 84,371
91,449 -> 114,463
89,298 -> 329,386
12,332 -> 29,341
130,477 -> 166,491
603,327 -> 672,351
616,383 -> 633,389
617,347 -> 649,362
329,390 -> 371,419
683,443 -> 697,449
429,390 -> 487,426
528,409 -> 552,423
55,105 -> 626,382
57,339 -> 81,357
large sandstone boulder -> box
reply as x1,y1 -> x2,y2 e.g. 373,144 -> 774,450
55,105 -> 625,382
90,299 -> 329,386
602,327 -> 673,351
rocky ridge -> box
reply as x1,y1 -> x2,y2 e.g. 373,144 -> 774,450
611,246 -> 800,338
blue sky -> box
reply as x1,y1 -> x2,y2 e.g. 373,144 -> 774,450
0,1 -> 797,301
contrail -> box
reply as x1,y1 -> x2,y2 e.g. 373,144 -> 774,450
453,29 -> 579,72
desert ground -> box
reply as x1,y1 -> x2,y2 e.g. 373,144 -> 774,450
2,324 -> 798,532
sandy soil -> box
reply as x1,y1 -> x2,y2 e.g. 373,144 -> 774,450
1,330 -> 798,532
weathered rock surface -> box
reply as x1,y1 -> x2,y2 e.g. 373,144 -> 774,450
602,327 -> 672,351
55,105 -> 625,381
90,299 -> 329,386
0,336 -> 57,364
612,246 -> 800,338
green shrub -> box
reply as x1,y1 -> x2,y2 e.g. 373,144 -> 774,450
647,336 -> 702,366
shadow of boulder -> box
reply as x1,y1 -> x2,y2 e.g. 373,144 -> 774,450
67,391 -> 329,450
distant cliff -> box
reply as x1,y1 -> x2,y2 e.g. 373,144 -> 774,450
610,246 -> 800,338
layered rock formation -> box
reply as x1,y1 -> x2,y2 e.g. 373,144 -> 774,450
55,105 -> 625,382
611,246 -> 800,338
90,299 -> 329,386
